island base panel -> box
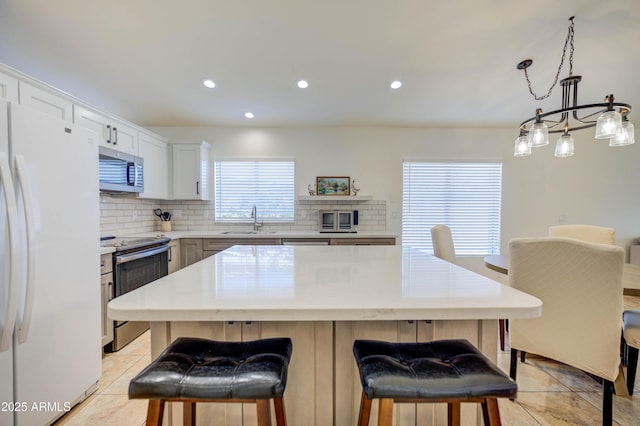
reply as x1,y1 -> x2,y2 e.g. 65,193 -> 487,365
151,319 -> 498,426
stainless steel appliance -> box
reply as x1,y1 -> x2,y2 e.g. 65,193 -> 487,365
98,146 -> 144,193
102,236 -> 170,351
318,210 -> 358,232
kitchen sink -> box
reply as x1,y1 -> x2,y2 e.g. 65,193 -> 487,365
219,231 -> 276,235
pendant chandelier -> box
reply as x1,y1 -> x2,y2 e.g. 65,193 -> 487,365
514,17 -> 634,158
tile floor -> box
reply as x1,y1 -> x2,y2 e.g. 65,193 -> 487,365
55,296 -> 640,426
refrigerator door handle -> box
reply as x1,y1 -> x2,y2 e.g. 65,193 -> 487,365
0,152 -> 20,352
14,155 -> 36,344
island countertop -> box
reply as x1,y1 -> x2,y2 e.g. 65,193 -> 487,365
108,245 -> 541,322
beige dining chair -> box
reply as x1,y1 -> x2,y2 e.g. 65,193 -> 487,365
430,224 -> 457,264
548,224 -> 615,245
431,224 -> 507,351
508,237 -> 624,425
623,310 -> 640,396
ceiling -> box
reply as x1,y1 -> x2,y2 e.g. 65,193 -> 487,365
0,0 -> 639,129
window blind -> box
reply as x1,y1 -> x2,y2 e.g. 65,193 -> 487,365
214,160 -> 295,222
402,161 -> 502,255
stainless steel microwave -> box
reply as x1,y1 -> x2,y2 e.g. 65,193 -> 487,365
319,210 -> 358,233
98,146 -> 144,193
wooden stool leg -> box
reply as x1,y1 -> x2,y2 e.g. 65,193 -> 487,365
357,391 -> 372,426
481,398 -> 502,426
628,346 -> 639,396
146,400 -> 165,426
377,398 -> 394,426
256,399 -> 272,426
447,402 -> 461,426
183,402 -> 195,426
499,319 -> 505,351
273,398 -> 287,426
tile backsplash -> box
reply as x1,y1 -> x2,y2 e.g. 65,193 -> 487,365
100,194 -> 386,236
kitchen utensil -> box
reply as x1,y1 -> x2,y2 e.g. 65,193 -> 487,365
162,211 -> 171,222
154,209 -> 164,221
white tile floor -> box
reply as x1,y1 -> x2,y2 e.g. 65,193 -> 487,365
54,296 -> 640,425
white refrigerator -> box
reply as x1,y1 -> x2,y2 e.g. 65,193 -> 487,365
0,101 -> 101,425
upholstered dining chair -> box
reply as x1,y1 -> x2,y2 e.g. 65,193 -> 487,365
431,224 -> 507,351
548,224 -> 616,245
431,224 -> 457,264
508,237 -> 624,425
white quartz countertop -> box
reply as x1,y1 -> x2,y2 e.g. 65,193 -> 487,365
108,245 -> 542,322
116,230 -> 397,239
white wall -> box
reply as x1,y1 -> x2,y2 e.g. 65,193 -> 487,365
151,125 -> 640,259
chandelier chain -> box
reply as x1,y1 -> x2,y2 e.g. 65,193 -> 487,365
523,18 -> 575,101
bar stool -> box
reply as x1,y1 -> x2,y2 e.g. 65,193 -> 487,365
352,339 -> 517,426
623,310 -> 640,396
129,337 -> 292,426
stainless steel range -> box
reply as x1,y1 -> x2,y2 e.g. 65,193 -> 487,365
101,235 -> 170,352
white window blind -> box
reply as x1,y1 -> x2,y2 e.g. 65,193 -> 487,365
214,160 -> 295,222
402,161 -> 502,255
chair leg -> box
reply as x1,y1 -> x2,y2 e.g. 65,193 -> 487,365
509,349 -> 518,381
357,391 -> 372,426
377,398 -> 394,426
183,402 -> 195,426
499,320 -> 505,351
603,380 -> 614,426
628,346 -> 639,396
273,398 -> 287,426
481,398 -> 502,426
146,400 -> 164,426
256,399 -> 272,426
447,402 -> 461,426
520,351 -> 526,363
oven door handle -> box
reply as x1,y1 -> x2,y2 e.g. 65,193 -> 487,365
115,245 -> 169,265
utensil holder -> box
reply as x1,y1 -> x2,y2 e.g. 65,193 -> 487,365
160,221 -> 172,232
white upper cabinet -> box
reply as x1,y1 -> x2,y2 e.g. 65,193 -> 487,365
0,73 -> 19,103
138,132 -> 169,200
18,82 -> 73,122
171,142 -> 211,200
74,105 -> 138,155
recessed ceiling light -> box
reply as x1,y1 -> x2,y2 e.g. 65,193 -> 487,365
203,79 -> 216,89
297,80 -> 309,89
390,81 -> 402,89
244,112 -> 255,119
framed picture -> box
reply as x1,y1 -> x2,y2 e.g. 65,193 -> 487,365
316,176 -> 350,195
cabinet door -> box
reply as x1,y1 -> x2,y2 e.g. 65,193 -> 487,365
0,72 -> 19,103
138,132 -> 169,199
111,119 -> 138,155
171,143 -> 210,200
168,240 -> 181,274
180,239 -> 204,268
18,82 -> 73,122
74,105 -> 113,149
101,272 -> 114,347
330,237 -> 396,245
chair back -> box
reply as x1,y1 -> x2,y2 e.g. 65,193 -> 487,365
431,224 -> 456,264
548,224 -> 615,245
508,237 -> 624,382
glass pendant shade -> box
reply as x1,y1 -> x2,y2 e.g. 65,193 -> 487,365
595,110 -> 622,139
514,135 -> 531,156
528,122 -> 549,147
554,133 -> 574,157
609,120 -> 636,147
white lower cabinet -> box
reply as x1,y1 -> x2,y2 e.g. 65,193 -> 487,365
100,253 -> 114,347
138,132 -> 169,199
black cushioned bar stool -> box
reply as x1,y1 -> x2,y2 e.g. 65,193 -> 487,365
129,337 -> 292,426
352,339 -> 517,426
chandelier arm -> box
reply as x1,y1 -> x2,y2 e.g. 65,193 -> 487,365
519,102 -> 632,131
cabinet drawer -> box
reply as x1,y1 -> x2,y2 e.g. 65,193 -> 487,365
203,238 -> 282,251
100,253 -> 113,275
330,238 -> 396,245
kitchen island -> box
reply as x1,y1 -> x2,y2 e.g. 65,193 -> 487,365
108,245 -> 541,426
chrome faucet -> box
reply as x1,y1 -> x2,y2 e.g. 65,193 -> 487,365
251,205 -> 262,232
